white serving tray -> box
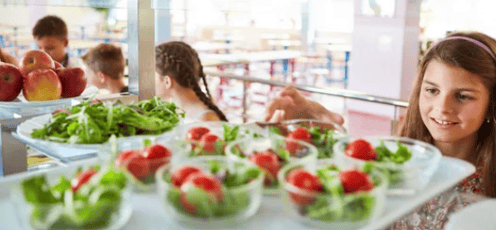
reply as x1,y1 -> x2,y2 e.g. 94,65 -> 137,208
0,156 -> 475,230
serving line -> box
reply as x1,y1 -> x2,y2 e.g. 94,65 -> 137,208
0,156 -> 475,230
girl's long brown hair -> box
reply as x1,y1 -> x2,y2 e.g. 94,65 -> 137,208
398,32 -> 496,197
155,41 -> 228,121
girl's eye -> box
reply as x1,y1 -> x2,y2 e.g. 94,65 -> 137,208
457,94 -> 472,101
425,88 -> 438,94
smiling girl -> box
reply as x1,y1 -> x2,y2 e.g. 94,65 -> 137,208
391,32 -> 496,228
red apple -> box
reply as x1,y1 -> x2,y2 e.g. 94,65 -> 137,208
53,61 -> 63,70
19,50 -> 55,77
55,67 -> 87,98
23,69 -> 62,101
0,63 -> 23,101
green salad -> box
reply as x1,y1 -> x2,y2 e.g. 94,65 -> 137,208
19,166 -> 128,229
187,124 -> 263,157
284,164 -> 381,222
269,125 -> 342,159
164,160 -> 262,218
31,97 -> 184,144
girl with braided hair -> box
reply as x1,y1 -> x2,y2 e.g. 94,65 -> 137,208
155,41 -> 228,122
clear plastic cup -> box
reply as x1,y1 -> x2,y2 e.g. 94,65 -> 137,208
225,134 -> 318,194
267,119 -> 348,160
11,164 -> 132,230
98,135 -> 176,192
333,136 -> 442,195
155,156 -> 264,228
277,159 -> 388,229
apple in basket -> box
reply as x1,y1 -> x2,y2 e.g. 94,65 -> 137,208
0,63 -> 24,101
23,69 -> 62,101
55,67 -> 87,98
19,50 -> 55,77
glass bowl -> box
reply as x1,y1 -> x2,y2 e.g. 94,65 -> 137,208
333,136 -> 442,195
155,156 -> 264,228
98,135 -> 177,192
277,159 -> 387,229
225,134 -> 318,194
267,119 -> 348,160
170,121 -> 264,160
11,164 -> 132,230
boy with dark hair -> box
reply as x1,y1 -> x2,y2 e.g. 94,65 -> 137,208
81,43 -> 127,94
32,15 -> 76,67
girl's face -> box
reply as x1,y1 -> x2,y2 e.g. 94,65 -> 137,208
419,60 -> 490,145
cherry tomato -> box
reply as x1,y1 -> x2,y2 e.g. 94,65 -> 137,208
71,169 -> 98,193
345,139 -> 377,161
286,168 -> 322,206
288,127 -> 312,142
125,153 -> 150,181
179,172 -> 223,215
186,126 -> 210,141
338,169 -> 374,194
143,144 -> 171,173
171,166 -> 202,187
285,127 -> 312,155
115,150 -> 140,168
199,133 -> 222,153
250,151 -> 281,186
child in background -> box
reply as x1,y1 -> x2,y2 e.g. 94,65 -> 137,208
81,43 -> 127,94
155,41 -> 228,122
0,46 -> 19,66
265,32 -> 496,228
32,15 -> 77,68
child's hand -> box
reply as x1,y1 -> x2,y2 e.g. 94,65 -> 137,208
264,86 -> 345,125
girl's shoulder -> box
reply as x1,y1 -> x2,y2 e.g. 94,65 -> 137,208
457,165 -> 484,194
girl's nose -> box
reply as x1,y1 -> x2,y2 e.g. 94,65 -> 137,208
436,95 -> 455,114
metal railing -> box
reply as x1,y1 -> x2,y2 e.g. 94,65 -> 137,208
204,70 -> 409,121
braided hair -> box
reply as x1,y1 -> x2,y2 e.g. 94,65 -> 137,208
155,41 -> 228,121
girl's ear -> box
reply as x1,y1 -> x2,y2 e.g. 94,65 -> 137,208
164,75 -> 173,89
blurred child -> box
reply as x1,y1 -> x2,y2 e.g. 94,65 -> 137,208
32,15 -> 77,67
81,43 -> 127,94
0,47 -> 19,66
155,41 -> 228,122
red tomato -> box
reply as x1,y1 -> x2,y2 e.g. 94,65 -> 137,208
115,150 -> 140,168
186,126 -> 210,141
179,172 -> 223,215
171,166 -> 202,187
143,144 -> 172,173
250,151 -> 281,185
125,153 -> 150,181
345,139 -> 377,161
285,127 -> 312,155
71,169 -> 98,193
338,169 -> 374,194
199,133 -> 222,153
286,169 -> 322,206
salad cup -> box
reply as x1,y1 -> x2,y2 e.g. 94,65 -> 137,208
225,135 -> 318,194
267,119 -> 347,160
156,156 -> 264,228
171,121 -> 264,160
11,164 -> 132,230
277,159 -> 388,229
98,135 -> 176,193
334,136 -> 442,195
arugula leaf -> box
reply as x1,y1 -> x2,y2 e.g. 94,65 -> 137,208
184,187 -> 218,218
22,176 -> 58,204
268,126 -> 281,135
223,124 -> 239,142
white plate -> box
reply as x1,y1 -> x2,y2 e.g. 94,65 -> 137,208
0,156 -> 475,230
444,200 -> 496,230
15,113 -> 178,163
